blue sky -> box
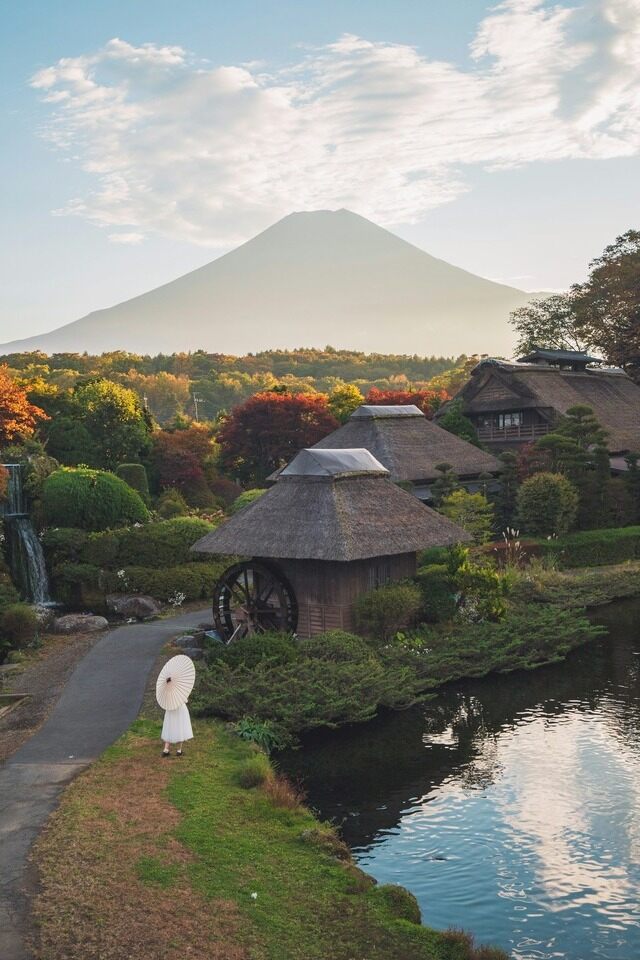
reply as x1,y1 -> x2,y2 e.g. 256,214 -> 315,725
2,0 -> 639,342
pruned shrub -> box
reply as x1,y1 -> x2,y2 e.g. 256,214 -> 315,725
41,527 -> 88,566
236,753 -> 272,788
115,463 -> 150,501
193,629 -> 422,743
355,582 -> 423,642
156,488 -> 189,519
221,632 -> 299,670
516,471 -> 579,536
0,603 -> 37,648
537,525 -> 640,567
415,563 -> 456,623
42,467 -> 150,531
101,561 -> 227,601
376,884 -> 422,925
83,517 -> 215,568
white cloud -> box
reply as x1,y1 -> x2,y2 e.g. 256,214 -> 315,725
30,1 -> 640,247
107,231 -> 145,244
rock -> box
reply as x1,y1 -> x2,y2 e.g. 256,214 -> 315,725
180,647 -> 204,661
106,594 -> 162,620
33,605 -> 57,630
54,614 -> 109,634
173,634 -> 196,648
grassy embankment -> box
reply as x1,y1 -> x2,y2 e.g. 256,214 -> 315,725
32,718 -> 508,960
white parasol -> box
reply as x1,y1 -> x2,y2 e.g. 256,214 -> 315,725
156,654 -> 196,711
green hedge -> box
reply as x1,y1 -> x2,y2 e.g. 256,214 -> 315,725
80,517 -> 216,568
42,467 -> 150,531
41,528 -> 88,566
538,526 -> 640,567
52,558 -> 229,603
101,561 -> 228,601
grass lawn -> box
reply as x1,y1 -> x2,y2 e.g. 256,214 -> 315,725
32,719 -> 508,960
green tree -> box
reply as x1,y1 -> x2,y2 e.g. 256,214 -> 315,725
574,229 -> 640,381
436,398 -> 479,445
439,489 -> 495,544
431,462 -> 458,506
75,380 -> 152,470
516,472 -> 579,536
327,383 -> 364,423
554,404 -> 609,450
494,451 -> 519,531
510,292 -> 592,356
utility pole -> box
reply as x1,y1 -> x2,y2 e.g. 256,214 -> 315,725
192,394 -> 204,422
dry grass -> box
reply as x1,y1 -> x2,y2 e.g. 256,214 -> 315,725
31,734 -> 246,960
261,772 -> 306,810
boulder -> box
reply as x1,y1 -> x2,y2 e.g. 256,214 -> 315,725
180,647 -> 204,661
174,634 -> 196,648
106,594 -> 162,620
54,614 -> 109,634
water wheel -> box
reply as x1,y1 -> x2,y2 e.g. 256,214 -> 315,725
212,560 -> 298,643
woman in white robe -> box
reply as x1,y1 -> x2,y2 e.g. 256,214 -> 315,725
161,701 -> 193,757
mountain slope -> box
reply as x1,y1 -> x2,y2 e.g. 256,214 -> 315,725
0,209 -> 538,356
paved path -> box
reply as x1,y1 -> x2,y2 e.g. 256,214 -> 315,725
0,608 -> 211,960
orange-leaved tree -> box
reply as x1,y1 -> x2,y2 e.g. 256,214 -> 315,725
0,365 -> 48,446
365,386 -> 449,418
218,391 -> 338,483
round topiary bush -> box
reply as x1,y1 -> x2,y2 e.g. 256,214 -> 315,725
115,463 -> 150,501
42,467 -> 150,531
354,582 -> 423,643
516,471 -> 579,537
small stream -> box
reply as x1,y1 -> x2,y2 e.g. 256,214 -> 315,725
279,599 -> 640,960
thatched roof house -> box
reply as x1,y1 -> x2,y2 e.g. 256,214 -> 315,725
309,404 -> 501,501
444,351 -> 640,454
193,448 -> 470,637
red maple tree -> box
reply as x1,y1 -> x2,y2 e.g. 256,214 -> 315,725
151,423 -> 213,490
218,391 -> 338,482
365,387 -> 450,419
0,365 -> 48,445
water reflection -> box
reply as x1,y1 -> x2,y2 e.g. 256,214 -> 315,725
280,599 -> 640,959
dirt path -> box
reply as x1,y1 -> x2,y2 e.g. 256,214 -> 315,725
0,607 -> 211,960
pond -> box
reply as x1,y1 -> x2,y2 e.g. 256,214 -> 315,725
279,599 -> 640,960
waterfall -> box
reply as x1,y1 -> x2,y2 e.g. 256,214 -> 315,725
2,464 -> 51,604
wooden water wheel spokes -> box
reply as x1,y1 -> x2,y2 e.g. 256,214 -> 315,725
213,561 -> 298,643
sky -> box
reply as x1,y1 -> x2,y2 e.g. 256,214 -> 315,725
1,0 -> 639,343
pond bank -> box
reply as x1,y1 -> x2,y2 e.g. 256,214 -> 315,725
30,718 -> 508,960
277,597 -> 640,960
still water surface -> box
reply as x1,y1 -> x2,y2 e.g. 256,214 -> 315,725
280,600 -> 640,960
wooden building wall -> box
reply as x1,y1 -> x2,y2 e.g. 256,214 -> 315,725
273,553 -> 417,638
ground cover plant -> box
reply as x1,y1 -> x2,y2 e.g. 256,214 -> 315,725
193,604 -> 603,745
31,718 -> 509,960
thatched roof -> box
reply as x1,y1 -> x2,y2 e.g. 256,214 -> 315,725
311,404 -> 501,482
193,448 -> 471,562
454,359 -> 640,453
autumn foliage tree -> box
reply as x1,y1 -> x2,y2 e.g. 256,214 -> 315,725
365,387 -> 449,418
150,423 -> 215,504
0,365 -> 47,446
218,392 -> 339,483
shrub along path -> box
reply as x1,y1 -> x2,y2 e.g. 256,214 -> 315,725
0,606 -> 211,960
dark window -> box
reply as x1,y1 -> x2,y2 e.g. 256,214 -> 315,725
497,411 -> 523,429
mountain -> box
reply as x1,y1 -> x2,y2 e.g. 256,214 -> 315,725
0,209 -> 541,357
